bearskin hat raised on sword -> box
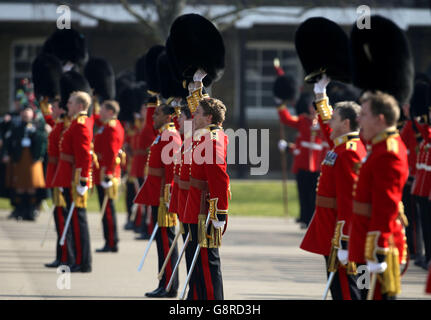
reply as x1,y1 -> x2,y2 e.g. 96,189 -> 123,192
295,17 -> 351,84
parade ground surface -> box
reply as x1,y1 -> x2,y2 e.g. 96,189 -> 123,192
0,180 -> 430,300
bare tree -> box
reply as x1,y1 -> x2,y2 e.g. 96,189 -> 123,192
48,0 -> 315,43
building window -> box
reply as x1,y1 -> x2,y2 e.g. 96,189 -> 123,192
10,40 -> 43,110
244,41 -> 302,120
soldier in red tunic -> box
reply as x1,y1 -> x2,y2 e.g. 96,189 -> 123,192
134,103 -> 181,298
300,75 -> 367,300
168,105 -> 193,273
52,90 -> 93,273
348,91 -> 409,300
133,98 -> 158,240
401,79 -> 429,267
44,99 -> 74,268
277,92 -> 324,228
183,97 -> 230,300
93,100 -> 124,252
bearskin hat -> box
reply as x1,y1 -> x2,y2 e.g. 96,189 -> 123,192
167,13 -> 225,87
31,53 -> 63,100
84,57 -> 116,102
350,15 -> 414,105
135,54 -> 147,83
118,83 -> 148,122
273,74 -> 298,101
295,17 -> 351,84
157,51 -> 189,100
43,28 -> 88,67
145,45 -> 165,94
59,71 -> 91,110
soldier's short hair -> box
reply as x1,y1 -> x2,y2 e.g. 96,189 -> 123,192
181,105 -> 192,119
199,97 -> 226,125
334,101 -> 361,131
103,100 -> 120,116
160,104 -> 176,116
360,91 -> 400,126
71,91 -> 92,111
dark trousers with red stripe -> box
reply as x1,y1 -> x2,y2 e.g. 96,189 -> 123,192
186,223 -> 224,300
96,185 -> 119,248
403,179 -> 418,255
134,178 -> 149,232
296,170 -> 319,226
182,223 -> 192,274
126,181 -> 135,223
64,188 -> 92,268
324,256 -> 366,300
151,205 -> 178,292
417,197 -> 431,264
53,205 -> 75,264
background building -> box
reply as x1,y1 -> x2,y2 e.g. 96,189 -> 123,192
1,0 -> 430,178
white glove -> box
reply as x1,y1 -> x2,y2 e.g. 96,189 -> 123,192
278,139 -> 288,152
313,74 -> 330,94
76,185 -> 88,196
274,97 -> 283,105
211,220 -> 226,229
101,180 -> 113,189
367,261 -> 387,274
193,69 -> 207,82
337,249 -> 348,265
63,61 -> 74,72
21,137 -> 31,147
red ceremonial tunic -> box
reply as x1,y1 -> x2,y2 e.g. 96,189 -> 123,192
300,130 -> 366,256
52,111 -> 93,188
168,139 -> 182,218
177,136 -> 194,222
277,105 -> 324,173
348,128 -> 408,264
400,120 -> 419,177
183,125 -> 230,224
45,118 -> 68,188
411,125 -> 431,198
132,106 -> 158,179
134,122 -> 181,206
93,118 -> 125,184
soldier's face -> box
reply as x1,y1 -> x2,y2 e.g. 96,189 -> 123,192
329,109 -> 350,140
152,107 -> 169,130
52,102 -> 65,120
193,105 -> 211,130
67,96 -> 79,117
359,101 -> 381,141
329,109 -> 343,140
100,105 -> 114,122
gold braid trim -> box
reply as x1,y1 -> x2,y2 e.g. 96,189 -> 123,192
315,97 -> 333,122
157,198 -> 177,227
71,181 -> 88,208
197,214 -> 222,248
53,188 -> 66,207
378,246 -> 401,297
327,245 -> 338,273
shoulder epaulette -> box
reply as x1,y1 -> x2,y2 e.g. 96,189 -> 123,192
108,119 -> 116,127
346,140 -> 357,151
211,130 -> 218,140
77,115 -> 87,124
386,136 -> 399,154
